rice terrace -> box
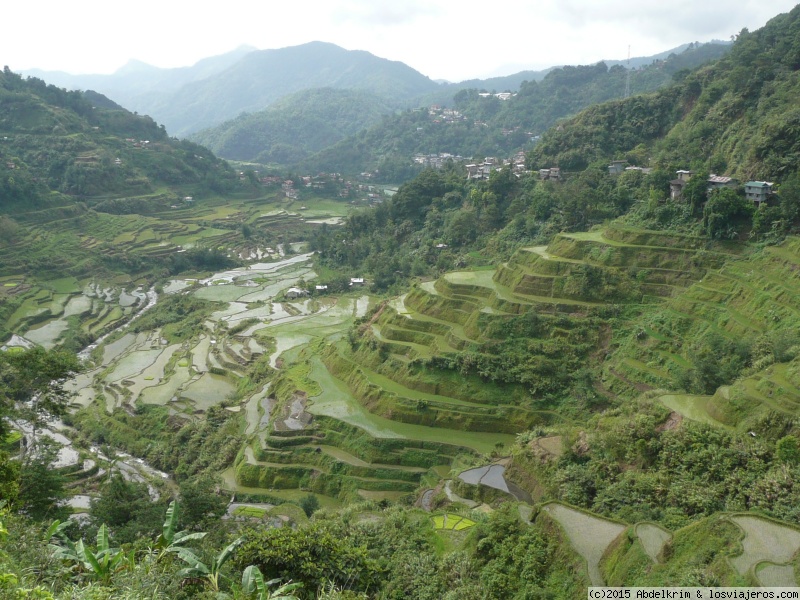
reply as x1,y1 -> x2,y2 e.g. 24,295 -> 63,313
6,9 -> 800,597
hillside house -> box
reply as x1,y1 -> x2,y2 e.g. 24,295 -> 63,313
707,175 -> 738,193
350,278 -> 365,287
608,160 -> 627,175
745,181 -> 774,206
285,287 -> 308,299
625,166 -> 652,174
539,167 -> 562,181
670,170 -> 694,200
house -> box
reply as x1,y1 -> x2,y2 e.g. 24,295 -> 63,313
608,160 -> 627,175
744,181 -> 774,206
670,170 -> 693,200
538,167 -> 561,181
350,278 -> 365,287
707,175 -> 738,193
315,285 -> 328,292
285,287 -> 309,299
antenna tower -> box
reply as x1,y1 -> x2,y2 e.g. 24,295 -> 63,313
624,45 -> 631,98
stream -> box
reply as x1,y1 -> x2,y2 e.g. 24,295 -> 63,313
78,288 -> 158,362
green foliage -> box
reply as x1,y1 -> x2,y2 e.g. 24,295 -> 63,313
174,536 -> 244,592
235,523 -> 381,598
678,332 -> 753,394
776,436 -> 800,464
153,501 -> 208,561
0,68 -> 238,203
304,44 -> 728,178
16,439 -> 69,521
89,474 -> 167,545
191,88 -> 392,165
529,5 -> 800,187
72,403 -> 240,483
241,565 -> 302,600
177,476 -> 228,531
130,294 -> 221,343
471,505 -> 563,599
0,347 -> 81,439
299,494 -> 320,518
50,523 -> 133,585
703,188 -> 753,239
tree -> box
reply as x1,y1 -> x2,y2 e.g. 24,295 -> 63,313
50,523 -> 133,585
153,500 -> 207,561
702,187 -> 753,239
16,438 -> 68,520
680,171 -> 709,216
299,494 -> 320,517
0,347 -> 80,444
90,473 -> 165,544
776,436 -> 800,464
235,523 -> 381,596
178,475 -> 228,530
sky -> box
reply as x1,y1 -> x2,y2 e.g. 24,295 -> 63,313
4,0 -> 799,82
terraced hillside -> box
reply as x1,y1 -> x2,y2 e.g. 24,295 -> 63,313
229,224 -> 742,503
606,236 -> 800,429
0,193 -> 356,347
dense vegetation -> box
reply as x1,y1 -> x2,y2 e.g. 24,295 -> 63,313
6,6 -> 800,600
529,6 -> 800,179
0,67 -> 238,208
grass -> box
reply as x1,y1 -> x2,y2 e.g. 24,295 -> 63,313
233,505 -> 269,518
432,513 -> 476,531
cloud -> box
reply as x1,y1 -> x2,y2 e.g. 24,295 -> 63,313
331,0 -> 441,26
542,0 -> 797,44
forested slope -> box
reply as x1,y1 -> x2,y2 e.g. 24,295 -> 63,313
301,42 -> 730,178
530,5 -> 800,179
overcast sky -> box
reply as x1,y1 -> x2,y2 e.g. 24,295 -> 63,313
4,0 -> 798,82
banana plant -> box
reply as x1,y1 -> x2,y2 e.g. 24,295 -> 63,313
153,500 -> 207,561
241,565 -> 302,600
50,523 -> 132,584
175,536 -> 244,593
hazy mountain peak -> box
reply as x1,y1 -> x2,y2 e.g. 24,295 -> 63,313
114,59 -> 159,75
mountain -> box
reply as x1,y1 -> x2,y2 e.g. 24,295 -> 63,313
22,46 -> 257,117
138,42 -> 438,137
300,41 -> 732,178
0,67 -> 236,209
189,87 -> 394,164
